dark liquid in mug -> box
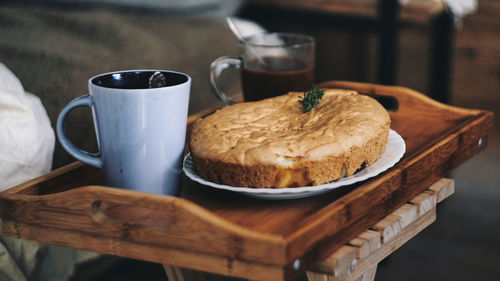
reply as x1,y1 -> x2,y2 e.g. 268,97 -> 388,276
241,56 -> 314,102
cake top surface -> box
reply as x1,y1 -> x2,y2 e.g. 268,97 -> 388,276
189,89 -> 390,166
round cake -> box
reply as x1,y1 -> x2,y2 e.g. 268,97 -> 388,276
189,89 -> 391,188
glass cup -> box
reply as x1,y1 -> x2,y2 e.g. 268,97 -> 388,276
210,33 -> 315,105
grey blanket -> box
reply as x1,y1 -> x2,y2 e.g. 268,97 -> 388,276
0,5 -> 239,169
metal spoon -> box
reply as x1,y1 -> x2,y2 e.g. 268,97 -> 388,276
225,17 -> 267,66
225,16 -> 267,41
149,71 -> 167,88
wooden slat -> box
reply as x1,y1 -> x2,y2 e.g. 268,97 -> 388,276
312,245 -> 356,276
370,202 -> 419,244
357,230 -> 381,254
369,215 -> 400,244
345,230 -> 381,264
392,204 -> 418,229
347,237 -> 369,260
427,178 -> 454,203
410,190 -> 437,216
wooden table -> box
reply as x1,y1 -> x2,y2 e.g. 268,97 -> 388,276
0,82 -> 493,281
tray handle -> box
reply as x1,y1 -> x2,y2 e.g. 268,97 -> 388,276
0,185 -> 284,263
83,186 -> 220,232
316,81 -> 481,118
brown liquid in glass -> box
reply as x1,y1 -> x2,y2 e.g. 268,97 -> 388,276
241,56 -> 314,102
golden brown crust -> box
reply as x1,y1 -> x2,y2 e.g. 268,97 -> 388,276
189,89 -> 391,188
191,128 -> 389,188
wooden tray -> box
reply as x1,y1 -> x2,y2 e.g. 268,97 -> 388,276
0,81 -> 493,281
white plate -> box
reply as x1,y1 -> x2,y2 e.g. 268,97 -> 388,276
183,129 -> 405,200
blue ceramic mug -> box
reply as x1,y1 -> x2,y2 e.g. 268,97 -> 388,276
56,70 -> 191,195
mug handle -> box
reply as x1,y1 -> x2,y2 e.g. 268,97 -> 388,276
56,94 -> 103,169
209,56 -> 242,106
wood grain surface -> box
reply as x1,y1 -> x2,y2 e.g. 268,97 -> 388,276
0,82 -> 493,281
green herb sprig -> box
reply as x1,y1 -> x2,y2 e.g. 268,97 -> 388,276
298,87 -> 325,113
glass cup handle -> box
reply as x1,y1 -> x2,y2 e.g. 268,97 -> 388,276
56,94 -> 103,169
209,56 -> 242,106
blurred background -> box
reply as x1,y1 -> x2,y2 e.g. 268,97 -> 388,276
0,0 -> 498,280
